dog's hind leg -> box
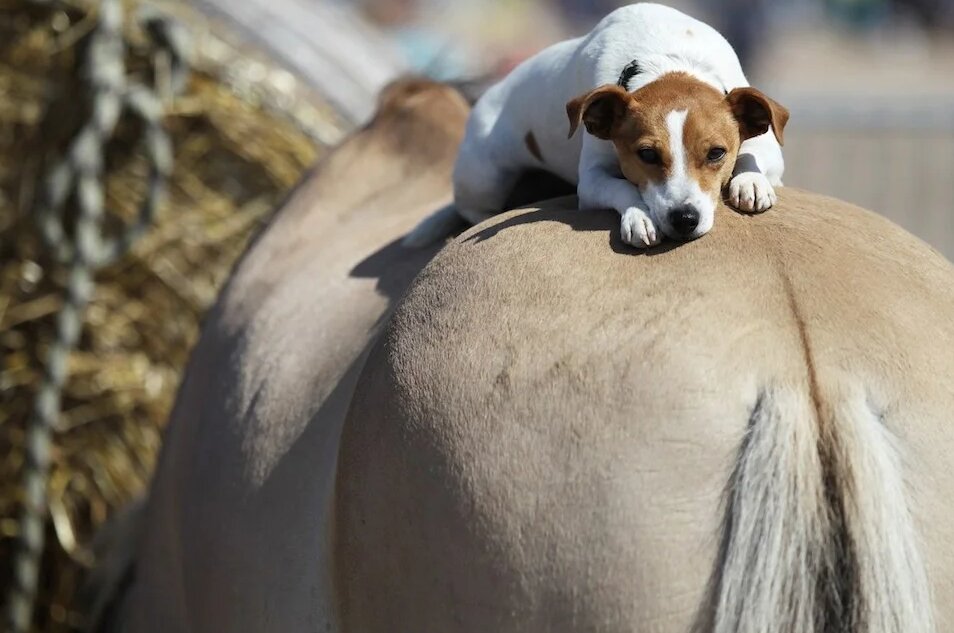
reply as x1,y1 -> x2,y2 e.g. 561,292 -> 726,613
452,141 -> 522,226
402,202 -> 465,248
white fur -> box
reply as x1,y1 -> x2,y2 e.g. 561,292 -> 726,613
710,383 -> 934,633
404,3 -> 785,248
728,172 -> 777,212
619,206 -> 660,247
833,390 -> 935,633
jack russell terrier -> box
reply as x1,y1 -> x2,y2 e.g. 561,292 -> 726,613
404,2 -> 789,248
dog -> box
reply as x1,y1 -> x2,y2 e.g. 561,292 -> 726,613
403,3 -> 789,248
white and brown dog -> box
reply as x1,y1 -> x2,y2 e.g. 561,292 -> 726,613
404,3 -> 789,248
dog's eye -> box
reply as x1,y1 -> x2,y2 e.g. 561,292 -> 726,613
637,148 -> 660,165
707,147 -> 727,162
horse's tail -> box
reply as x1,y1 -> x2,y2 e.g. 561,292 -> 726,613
703,385 -> 933,633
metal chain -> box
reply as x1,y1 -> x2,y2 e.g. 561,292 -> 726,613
5,1 -> 188,630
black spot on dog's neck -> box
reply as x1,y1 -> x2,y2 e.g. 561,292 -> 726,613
618,59 -> 730,96
617,59 -> 641,90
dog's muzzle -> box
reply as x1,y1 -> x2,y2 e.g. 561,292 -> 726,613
667,205 -> 700,238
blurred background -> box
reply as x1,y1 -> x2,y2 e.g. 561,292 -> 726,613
0,0 -> 952,630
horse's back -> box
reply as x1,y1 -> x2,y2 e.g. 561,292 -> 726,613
335,189 -> 954,632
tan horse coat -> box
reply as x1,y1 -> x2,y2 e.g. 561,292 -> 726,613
111,80 -> 954,633
336,191 -> 954,632
116,79 -> 468,633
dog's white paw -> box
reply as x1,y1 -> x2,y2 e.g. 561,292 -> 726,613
728,172 -> 777,213
620,207 -> 661,248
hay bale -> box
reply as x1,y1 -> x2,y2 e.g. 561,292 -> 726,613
0,2 -> 343,630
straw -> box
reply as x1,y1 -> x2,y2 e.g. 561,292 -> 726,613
0,2 -> 336,630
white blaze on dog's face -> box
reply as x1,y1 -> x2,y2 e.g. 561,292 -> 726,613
567,73 -> 789,241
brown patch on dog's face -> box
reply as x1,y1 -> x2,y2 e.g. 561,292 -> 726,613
609,74 -> 741,197
567,72 -> 788,213
566,73 -> 789,239
566,84 -> 630,140
725,87 -> 790,145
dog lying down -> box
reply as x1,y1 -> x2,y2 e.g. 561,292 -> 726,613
404,2 -> 789,249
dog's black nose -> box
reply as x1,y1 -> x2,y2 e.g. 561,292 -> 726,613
668,206 -> 700,238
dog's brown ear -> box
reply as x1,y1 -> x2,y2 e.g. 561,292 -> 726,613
566,84 -> 630,140
726,87 -> 790,145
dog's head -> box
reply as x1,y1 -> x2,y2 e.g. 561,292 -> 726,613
566,72 -> 789,241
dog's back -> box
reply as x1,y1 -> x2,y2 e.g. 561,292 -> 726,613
462,36 -> 584,183
465,3 -> 749,182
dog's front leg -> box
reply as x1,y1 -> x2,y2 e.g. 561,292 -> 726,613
579,164 -> 661,248
728,132 -> 784,213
